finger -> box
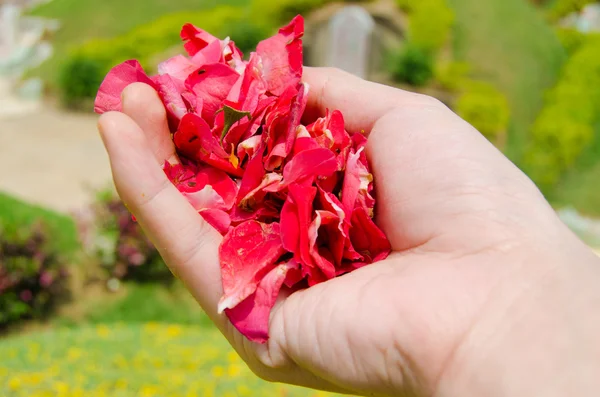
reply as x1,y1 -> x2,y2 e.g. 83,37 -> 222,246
121,82 -> 178,164
98,111 -> 225,326
302,67 -> 443,134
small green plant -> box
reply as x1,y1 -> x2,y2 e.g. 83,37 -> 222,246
390,44 -> 434,86
58,54 -> 106,109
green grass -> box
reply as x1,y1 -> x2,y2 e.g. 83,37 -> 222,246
82,283 -> 213,328
551,121 -> 600,217
0,323 -> 338,396
28,0 -> 245,88
447,0 -> 566,164
0,192 -> 79,254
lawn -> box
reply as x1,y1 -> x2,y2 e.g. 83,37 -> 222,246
27,0 -> 245,89
0,323 -> 337,397
447,0 -> 566,164
0,192 -> 79,254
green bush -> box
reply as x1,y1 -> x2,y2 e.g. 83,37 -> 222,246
58,55 -> 106,109
548,0 -> 597,20
456,81 -> 510,147
396,0 -> 454,52
556,28 -> 587,54
77,192 -> 170,283
227,21 -> 269,56
524,35 -> 600,190
58,6 -> 246,106
389,44 -> 434,86
0,222 -> 69,328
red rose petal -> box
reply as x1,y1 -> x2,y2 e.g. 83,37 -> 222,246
94,60 -> 155,114
218,221 -> 286,313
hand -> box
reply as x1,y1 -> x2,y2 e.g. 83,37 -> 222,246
98,67 -> 600,397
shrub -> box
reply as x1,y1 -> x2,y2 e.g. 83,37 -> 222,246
77,192 -> 169,283
548,0 -> 597,20
524,35 -> 600,190
0,222 -> 69,328
395,0 -> 454,52
227,21 -> 269,57
58,54 -> 106,109
389,43 -> 434,86
58,6 -> 246,106
456,81 -> 511,147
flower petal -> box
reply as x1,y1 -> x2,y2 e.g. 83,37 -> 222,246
225,260 -> 298,343
94,60 -> 154,114
218,221 -> 286,313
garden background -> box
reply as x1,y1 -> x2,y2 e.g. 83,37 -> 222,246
1,0 -> 599,395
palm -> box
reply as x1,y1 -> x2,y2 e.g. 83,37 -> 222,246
98,68 -> 562,396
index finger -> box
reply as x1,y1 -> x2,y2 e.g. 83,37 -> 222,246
302,67 -> 443,134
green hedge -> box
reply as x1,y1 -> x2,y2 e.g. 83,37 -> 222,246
395,0 -> 454,52
548,0 -> 597,21
524,34 -> 600,189
59,6 -> 247,106
456,80 -> 510,147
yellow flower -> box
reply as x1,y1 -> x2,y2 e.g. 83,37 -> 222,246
139,385 -> 160,397
165,325 -> 182,337
8,376 -> 21,390
53,381 -> 69,394
227,364 -> 241,377
226,351 -> 239,363
114,379 -> 128,389
67,347 -> 83,361
96,325 -> 111,338
210,365 -> 224,378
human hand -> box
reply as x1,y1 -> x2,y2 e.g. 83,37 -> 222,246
98,67 -> 600,397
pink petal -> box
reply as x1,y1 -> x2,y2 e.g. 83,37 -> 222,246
94,60 -> 154,114
181,23 -> 219,56
256,15 -> 304,96
199,208 -> 231,235
152,74 -> 187,129
225,260 -> 298,343
349,206 -> 391,264
158,55 -> 197,83
265,147 -> 337,193
218,221 -> 286,313
340,147 -> 373,217
185,63 -> 240,126
173,113 -> 228,160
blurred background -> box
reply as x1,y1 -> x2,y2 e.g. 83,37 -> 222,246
0,0 -> 599,395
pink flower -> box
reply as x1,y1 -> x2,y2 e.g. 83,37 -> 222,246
94,14 -> 392,344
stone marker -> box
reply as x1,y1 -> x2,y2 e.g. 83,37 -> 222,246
327,6 -> 375,79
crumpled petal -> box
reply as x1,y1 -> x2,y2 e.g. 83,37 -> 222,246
225,260 -> 298,343
181,23 -> 219,57
185,63 -> 240,126
218,221 -> 286,313
256,15 -> 304,96
94,60 -> 154,113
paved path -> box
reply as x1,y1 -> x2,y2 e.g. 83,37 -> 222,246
0,106 -> 112,213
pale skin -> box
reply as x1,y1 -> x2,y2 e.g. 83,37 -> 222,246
98,67 -> 600,397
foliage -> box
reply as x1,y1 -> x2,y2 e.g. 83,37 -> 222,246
0,323 -> 340,396
83,283 -> 212,327
58,6 -> 247,105
556,27 -> 588,54
0,193 -> 79,255
455,81 -> 511,147
77,192 -> 170,283
447,0 -> 566,162
524,35 -> 600,190
547,0 -> 597,20
227,21 -> 269,56
59,55 -> 105,109
0,222 -> 69,328
396,0 -> 455,52
389,44 -> 434,86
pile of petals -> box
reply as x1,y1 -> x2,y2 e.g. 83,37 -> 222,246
94,15 -> 391,343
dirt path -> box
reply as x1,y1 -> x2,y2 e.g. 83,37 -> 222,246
0,107 -> 112,213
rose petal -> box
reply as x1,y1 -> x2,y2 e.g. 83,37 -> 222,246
181,23 -> 219,56
94,60 -> 154,114
218,221 -> 286,313
199,208 -> 231,235
225,260 -> 298,343
256,15 -> 304,96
